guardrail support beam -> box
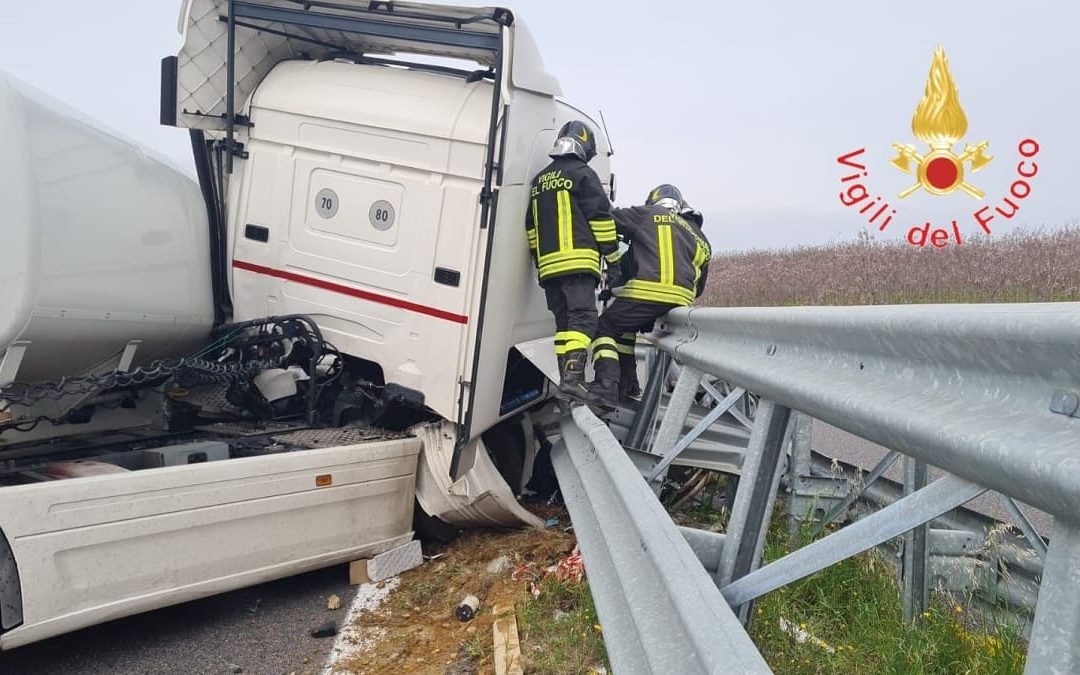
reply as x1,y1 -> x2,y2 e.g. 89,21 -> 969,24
717,400 -> 792,613
1026,520 -> 1080,674
722,473 -> 986,608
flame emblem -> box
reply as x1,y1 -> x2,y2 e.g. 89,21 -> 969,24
891,47 -> 992,199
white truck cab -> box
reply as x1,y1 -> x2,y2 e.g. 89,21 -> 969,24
165,0 -> 614,463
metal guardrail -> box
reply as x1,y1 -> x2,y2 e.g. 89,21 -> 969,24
552,303 -> 1080,674
651,304 -> 1080,675
655,304 -> 1080,521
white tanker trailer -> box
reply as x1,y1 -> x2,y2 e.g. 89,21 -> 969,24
0,0 -> 614,649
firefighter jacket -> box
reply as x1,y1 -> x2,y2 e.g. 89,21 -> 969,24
525,156 -> 618,282
611,205 -> 712,306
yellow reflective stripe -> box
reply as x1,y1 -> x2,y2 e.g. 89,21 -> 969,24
615,287 -> 689,305
528,198 -> 539,251
658,224 -> 674,286
604,251 -> 622,264
591,336 -> 619,360
557,190 -> 572,252
538,249 -> 600,265
616,279 -> 694,305
589,218 -> 617,244
557,332 -> 574,358
692,241 -> 707,289
554,331 -> 569,352
539,259 -> 602,279
633,280 -> 694,302
695,242 -> 708,267
564,331 -> 592,351
616,342 -> 636,355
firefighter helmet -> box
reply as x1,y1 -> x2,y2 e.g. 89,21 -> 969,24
549,120 -> 598,162
645,183 -> 685,210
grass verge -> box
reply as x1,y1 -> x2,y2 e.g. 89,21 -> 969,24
668,473 -> 1028,674
516,575 -> 608,674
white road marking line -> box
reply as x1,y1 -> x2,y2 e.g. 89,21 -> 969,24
321,577 -> 400,674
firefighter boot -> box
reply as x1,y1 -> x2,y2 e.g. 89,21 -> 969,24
619,354 -> 642,404
556,350 -> 591,405
588,357 -> 620,412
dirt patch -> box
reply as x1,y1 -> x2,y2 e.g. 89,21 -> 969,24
336,504 -> 605,674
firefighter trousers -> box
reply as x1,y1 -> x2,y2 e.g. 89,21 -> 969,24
591,298 -> 678,382
543,273 -> 599,358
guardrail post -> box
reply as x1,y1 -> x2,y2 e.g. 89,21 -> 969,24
784,412 -> 814,541
717,399 -> 792,622
625,351 -> 670,451
902,457 -> 929,623
1026,521 -> 1080,674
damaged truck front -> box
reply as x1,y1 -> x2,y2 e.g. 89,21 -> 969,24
0,0 -> 613,649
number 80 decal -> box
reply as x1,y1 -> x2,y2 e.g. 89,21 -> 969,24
369,200 -> 396,231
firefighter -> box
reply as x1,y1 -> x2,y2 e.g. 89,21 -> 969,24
589,184 -> 712,409
525,120 -> 619,402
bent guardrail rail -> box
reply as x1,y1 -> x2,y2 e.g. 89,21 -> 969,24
551,405 -> 771,674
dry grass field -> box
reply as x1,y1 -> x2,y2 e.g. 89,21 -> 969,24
701,226 -> 1080,307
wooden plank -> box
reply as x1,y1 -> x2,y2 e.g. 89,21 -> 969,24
348,559 -> 371,586
492,605 -> 524,675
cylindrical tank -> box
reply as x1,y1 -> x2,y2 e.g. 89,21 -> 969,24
0,71 -> 214,384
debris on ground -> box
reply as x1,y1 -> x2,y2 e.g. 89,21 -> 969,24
549,546 -> 584,583
779,616 -> 836,654
350,540 -> 424,585
310,621 -> 338,639
333,502 -> 608,673
455,595 -> 480,621
327,594 -> 342,611
491,604 -> 524,675
226,663 -> 243,673
486,555 -> 512,575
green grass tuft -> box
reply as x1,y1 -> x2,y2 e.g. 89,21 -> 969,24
515,576 -> 609,675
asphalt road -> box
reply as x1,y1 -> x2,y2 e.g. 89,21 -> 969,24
0,565 -> 354,675
812,420 -> 1054,536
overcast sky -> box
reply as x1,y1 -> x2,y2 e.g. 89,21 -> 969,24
1,1 -> 1076,251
